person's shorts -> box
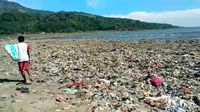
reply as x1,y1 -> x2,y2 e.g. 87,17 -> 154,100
18,61 -> 30,73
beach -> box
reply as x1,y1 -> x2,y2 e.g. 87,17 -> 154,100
0,39 -> 200,112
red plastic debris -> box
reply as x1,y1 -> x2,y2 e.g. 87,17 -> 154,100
69,82 -> 86,88
181,86 -> 190,94
149,76 -> 163,88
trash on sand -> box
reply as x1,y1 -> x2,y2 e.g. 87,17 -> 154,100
59,82 -> 86,89
36,79 -> 45,83
0,96 -> 7,101
162,81 -> 168,90
16,87 -> 30,93
70,82 -> 86,88
99,79 -> 110,85
144,95 -> 197,111
55,94 -> 66,102
28,41 -> 200,111
144,95 -> 170,110
165,97 -> 187,112
192,95 -> 200,106
181,86 -> 190,94
149,75 -> 164,88
63,88 -> 78,95
194,70 -> 200,77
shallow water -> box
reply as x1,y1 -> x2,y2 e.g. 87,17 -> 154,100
60,27 -> 200,40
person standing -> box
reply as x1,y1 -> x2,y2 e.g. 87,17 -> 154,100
17,36 -> 33,84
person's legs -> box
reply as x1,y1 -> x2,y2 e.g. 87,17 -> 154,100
27,70 -> 33,82
20,71 -> 27,83
18,62 -> 27,83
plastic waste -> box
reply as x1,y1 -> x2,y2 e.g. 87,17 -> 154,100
70,82 -> 86,88
162,81 -> 169,90
181,86 -> 190,94
144,95 -> 190,111
99,79 -> 110,85
192,96 -> 200,106
22,40 -> 200,111
63,88 -> 78,94
165,97 -> 188,112
3,44 -> 19,62
16,87 -> 30,93
59,82 -> 86,89
149,75 -> 163,88
194,70 -> 200,77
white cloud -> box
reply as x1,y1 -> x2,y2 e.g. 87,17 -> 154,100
7,0 -> 18,2
106,8 -> 200,27
86,0 -> 100,8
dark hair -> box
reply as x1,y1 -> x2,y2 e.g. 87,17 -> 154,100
18,36 -> 25,42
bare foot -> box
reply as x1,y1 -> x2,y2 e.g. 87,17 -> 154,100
24,82 -> 32,85
29,77 -> 34,82
16,80 -> 31,85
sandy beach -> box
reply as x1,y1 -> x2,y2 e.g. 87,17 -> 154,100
0,39 -> 200,112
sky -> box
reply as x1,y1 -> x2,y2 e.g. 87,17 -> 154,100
8,0 -> 200,27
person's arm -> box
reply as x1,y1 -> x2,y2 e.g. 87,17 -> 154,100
27,50 -> 30,60
27,45 -> 31,60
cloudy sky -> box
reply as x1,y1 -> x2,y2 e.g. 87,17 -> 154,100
8,0 -> 200,27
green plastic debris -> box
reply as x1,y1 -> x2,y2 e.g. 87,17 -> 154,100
162,81 -> 168,89
63,88 -> 78,94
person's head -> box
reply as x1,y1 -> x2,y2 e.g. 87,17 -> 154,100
18,36 -> 25,43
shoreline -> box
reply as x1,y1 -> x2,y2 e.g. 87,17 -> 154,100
1,27 -> 200,41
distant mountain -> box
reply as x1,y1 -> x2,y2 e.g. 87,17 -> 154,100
0,0 -> 52,14
0,0 -> 177,34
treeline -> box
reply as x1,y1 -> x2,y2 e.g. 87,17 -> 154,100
0,11 -> 177,34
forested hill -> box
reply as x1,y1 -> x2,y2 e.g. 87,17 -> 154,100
0,0 -> 177,34
0,0 -> 52,14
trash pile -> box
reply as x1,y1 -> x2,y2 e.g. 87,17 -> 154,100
144,95 -> 199,111
60,81 -> 86,95
28,40 -> 200,111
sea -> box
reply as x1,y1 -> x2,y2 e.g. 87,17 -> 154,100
62,27 -> 200,40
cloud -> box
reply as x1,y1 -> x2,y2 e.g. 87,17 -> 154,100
7,0 -> 18,2
86,0 -> 100,8
106,8 -> 200,27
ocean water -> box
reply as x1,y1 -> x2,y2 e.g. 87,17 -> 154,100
63,27 -> 200,40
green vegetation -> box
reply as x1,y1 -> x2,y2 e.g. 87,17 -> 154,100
0,0 -> 177,34
0,0 -> 52,14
